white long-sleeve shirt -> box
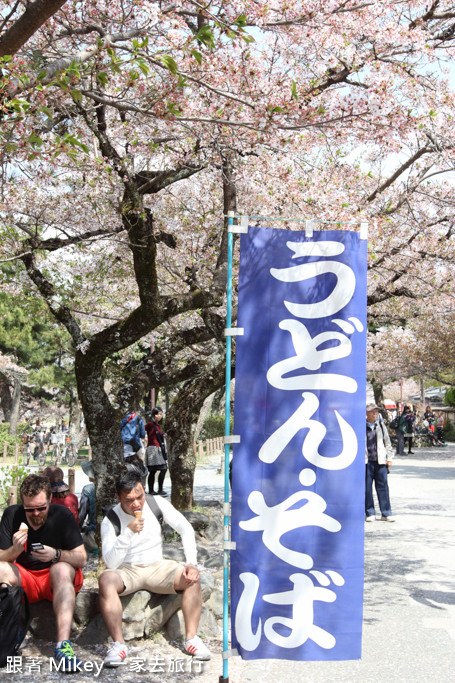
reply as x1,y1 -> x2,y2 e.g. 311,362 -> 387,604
101,496 -> 197,569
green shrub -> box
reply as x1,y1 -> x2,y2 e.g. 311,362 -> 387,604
445,388 -> 455,407
201,414 -> 233,439
444,417 -> 455,441
0,464 -> 33,510
0,422 -> 30,453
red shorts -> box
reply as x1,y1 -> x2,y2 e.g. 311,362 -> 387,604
14,564 -> 83,603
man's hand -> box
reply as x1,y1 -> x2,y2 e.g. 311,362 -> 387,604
181,564 -> 200,586
386,460 -> 393,467
127,516 -> 145,534
30,544 -> 58,563
12,529 -> 27,555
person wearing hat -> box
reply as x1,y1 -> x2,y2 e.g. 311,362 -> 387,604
365,403 -> 395,523
79,461 -> 97,553
43,467 -> 79,525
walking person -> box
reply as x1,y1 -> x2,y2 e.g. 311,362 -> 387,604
365,403 -> 395,522
436,412 -> 445,443
395,406 -> 407,456
145,406 -> 168,497
403,406 -> 416,454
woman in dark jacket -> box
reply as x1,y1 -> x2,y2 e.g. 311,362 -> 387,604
144,406 -> 168,496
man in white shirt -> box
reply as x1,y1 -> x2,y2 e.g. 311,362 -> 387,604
98,470 -> 211,667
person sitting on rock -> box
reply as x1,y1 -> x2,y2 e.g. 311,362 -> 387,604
98,470 -> 211,668
0,473 -> 86,672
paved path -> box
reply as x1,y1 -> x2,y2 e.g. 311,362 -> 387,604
225,444 -> 455,683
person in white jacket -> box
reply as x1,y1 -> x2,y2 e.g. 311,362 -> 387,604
365,403 -> 395,523
98,470 -> 211,667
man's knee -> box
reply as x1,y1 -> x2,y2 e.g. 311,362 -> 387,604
0,561 -> 20,585
49,562 -> 76,590
99,570 -> 124,597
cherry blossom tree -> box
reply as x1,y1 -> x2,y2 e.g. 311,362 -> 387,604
1,1 -> 455,508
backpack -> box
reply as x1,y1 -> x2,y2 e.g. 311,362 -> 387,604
105,493 -> 163,535
121,413 -> 142,451
389,415 -> 399,429
0,583 -> 30,668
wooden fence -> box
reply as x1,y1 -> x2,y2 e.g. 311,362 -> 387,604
194,436 -> 224,458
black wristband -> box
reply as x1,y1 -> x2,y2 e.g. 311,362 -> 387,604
51,548 -> 61,564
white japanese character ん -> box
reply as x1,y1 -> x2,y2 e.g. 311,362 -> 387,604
259,391 -> 357,469
235,570 -> 345,651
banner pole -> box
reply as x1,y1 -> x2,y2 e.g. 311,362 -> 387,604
220,210 -> 235,683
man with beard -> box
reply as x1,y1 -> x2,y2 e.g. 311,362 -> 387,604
0,474 -> 86,672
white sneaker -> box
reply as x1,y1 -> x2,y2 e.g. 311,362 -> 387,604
184,635 -> 212,660
380,515 -> 396,522
104,641 -> 128,668
365,516 -> 376,522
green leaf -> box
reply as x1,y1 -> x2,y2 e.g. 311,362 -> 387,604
38,106 -> 53,120
196,26 -> 215,49
429,109 -> 437,117
241,33 -> 255,44
235,14 -> 248,27
157,55 -> 178,75
28,133 -> 43,148
70,89 -> 82,103
96,72 -> 109,85
136,60 -> 149,76
291,80 -> 299,101
64,134 -> 89,154
190,50 -> 203,65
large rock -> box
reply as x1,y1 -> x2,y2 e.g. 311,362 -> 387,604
206,588 -> 223,620
182,511 -> 210,531
28,503 -> 223,646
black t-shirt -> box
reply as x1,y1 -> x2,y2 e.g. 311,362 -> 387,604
0,504 -> 83,571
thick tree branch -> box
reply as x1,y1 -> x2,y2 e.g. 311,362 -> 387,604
0,0 -> 68,57
366,146 -> 431,203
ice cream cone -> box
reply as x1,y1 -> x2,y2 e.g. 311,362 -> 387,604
134,510 -> 142,533
19,522 -> 28,550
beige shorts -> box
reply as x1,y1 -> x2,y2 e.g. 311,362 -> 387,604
105,560 -> 182,596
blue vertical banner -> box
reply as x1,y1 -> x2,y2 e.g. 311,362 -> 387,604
231,226 -> 367,661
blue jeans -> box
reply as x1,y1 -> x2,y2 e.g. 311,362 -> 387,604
365,462 -> 392,517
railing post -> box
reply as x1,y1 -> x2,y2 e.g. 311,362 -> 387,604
8,486 -> 17,505
68,468 -> 75,493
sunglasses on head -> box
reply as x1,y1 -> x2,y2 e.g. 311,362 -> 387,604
23,505 -> 48,512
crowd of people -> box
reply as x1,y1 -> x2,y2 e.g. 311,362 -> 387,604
0,406 -> 211,673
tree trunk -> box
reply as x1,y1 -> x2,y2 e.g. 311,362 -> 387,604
193,392 -> 215,443
371,377 -> 385,419
166,346 -> 228,510
74,351 -> 124,520
8,377 -> 21,435
0,375 -> 12,422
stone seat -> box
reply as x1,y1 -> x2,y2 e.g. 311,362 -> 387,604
28,572 -> 217,644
